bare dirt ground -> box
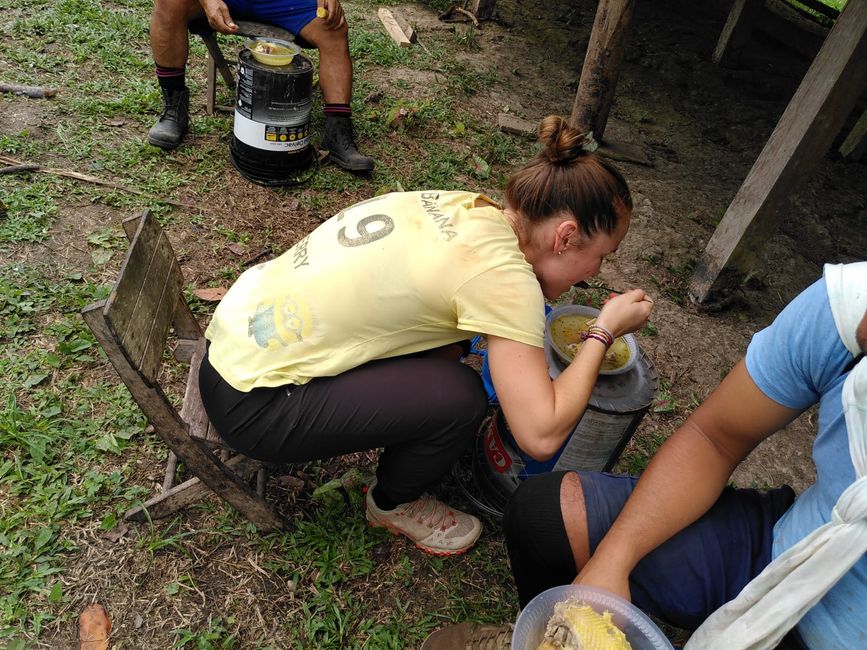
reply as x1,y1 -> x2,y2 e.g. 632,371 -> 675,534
4,0 -> 866,646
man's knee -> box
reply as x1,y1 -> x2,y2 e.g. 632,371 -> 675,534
303,21 -> 349,53
504,471 -> 571,550
152,0 -> 200,24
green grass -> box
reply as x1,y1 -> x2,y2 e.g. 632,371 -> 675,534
0,264 -> 150,636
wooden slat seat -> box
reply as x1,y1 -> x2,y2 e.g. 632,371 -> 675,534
82,210 -> 284,531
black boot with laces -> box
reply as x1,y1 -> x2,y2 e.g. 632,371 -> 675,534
322,114 -> 375,172
148,87 -> 190,150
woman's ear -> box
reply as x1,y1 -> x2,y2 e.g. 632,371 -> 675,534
553,219 -> 580,253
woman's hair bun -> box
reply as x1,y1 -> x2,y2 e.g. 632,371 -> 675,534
537,115 -> 594,164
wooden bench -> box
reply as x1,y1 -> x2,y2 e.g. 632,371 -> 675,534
82,210 -> 285,531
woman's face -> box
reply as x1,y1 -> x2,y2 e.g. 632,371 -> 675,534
528,210 -> 631,300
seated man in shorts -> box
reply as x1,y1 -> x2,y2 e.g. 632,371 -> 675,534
502,262 -> 866,649
148,0 -> 374,171
423,261 -> 865,648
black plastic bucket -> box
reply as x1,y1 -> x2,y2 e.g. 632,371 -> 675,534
230,49 -> 315,186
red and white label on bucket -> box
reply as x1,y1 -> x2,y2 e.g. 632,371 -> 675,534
485,416 -> 512,474
233,111 -> 310,152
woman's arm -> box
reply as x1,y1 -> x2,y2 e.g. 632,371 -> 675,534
574,361 -> 803,600
487,289 -> 652,460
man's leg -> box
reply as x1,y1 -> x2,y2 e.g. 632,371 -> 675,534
299,18 -> 374,172
148,0 -> 203,149
505,471 -> 795,630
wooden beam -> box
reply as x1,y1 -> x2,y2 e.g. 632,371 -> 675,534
689,0 -> 867,303
840,107 -> 867,161
378,8 -> 414,48
570,0 -> 636,142
713,0 -> 763,66
471,0 -> 497,22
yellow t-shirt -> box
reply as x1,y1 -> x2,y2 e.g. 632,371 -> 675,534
205,191 -> 545,391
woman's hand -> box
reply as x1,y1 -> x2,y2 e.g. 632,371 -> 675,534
595,289 -> 653,338
200,0 -> 237,33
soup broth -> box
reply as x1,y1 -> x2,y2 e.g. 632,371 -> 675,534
550,314 -> 631,372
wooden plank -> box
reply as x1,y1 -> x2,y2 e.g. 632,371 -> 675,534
471,0 -> 497,22
126,455 -> 264,522
757,0 -> 827,59
570,0 -> 636,142
180,338 -> 229,448
82,303 -> 284,531
378,8 -> 413,47
840,107 -> 867,160
235,20 -> 294,42
689,0 -> 867,303
121,211 -> 145,242
498,113 -> 536,137
172,300 -> 202,341
180,338 -> 212,442
713,0 -> 763,66
105,213 -> 186,384
137,265 -> 180,383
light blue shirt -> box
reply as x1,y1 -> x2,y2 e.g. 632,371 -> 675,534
745,277 -> 865,649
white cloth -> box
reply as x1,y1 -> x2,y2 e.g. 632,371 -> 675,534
685,262 -> 867,650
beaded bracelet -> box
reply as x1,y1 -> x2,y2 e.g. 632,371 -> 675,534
584,332 -> 612,348
586,325 -> 614,348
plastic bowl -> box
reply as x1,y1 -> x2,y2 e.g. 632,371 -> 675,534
244,37 -> 300,66
512,585 -> 674,650
546,304 -> 638,376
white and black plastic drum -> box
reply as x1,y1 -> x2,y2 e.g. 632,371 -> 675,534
230,49 -> 315,186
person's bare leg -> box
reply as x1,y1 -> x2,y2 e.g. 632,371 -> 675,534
299,19 -> 373,171
298,19 -> 352,103
151,0 -> 202,67
561,472 -> 592,571
148,0 -> 203,149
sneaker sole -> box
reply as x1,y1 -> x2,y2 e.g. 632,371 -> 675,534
367,519 -> 477,557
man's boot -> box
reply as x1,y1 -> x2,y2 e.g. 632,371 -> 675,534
148,87 -> 190,150
322,114 -> 374,172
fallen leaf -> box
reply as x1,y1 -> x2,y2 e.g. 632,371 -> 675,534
193,287 -> 227,301
471,154 -> 490,180
79,603 -> 111,650
91,248 -> 113,266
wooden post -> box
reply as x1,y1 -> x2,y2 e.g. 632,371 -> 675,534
471,0 -> 497,22
713,0 -> 763,66
570,0 -> 635,142
840,107 -> 867,161
689,0 -> 867,303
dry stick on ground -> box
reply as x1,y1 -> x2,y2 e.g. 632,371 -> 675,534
0,164 -> 41,175
0,154 -> 203,212
0,82 -> 58,98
